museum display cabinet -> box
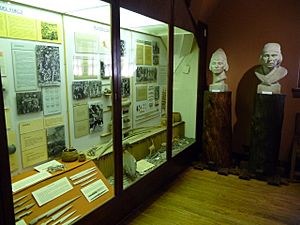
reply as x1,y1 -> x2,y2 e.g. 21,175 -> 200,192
0,0 -> 205,224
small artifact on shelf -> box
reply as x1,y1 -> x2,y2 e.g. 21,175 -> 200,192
14,203 -> 35,215
14,198 -> 31,208
40,205 -> 72,225
62,147 -> 78,162
28,195 -> 80,225
103,88 -> 112,96
78,153 -> 86,162
160,116 -> 167,126
172,112 -> 182,123
122,99 -> 131,107
52,210 -> 77,225
69,167 -> 97,181
13,194 -> 29,204
123,150 -> 137,178
47,165 -> 65,173
73,173 -> 97,185
123,117 -> 130,123
15,210 -> 32,221
60,215 -> 81,225
8,144 -> 17,154
148,139 -> 155,156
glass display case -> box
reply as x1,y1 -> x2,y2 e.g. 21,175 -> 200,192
119,8 -> 169,189
0,0 -> 202,224
172,27 -> 199,156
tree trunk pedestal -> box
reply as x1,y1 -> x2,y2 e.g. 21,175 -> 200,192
249,94 -> 285,177
202,91 -> 232,168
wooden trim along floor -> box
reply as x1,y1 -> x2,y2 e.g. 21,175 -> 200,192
119,167 -> 300,225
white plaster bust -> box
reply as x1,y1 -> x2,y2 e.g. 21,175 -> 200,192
255,43 -> 288,94
209,48 -> 229,92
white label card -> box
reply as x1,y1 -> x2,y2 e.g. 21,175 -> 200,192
32,177 -> 73,206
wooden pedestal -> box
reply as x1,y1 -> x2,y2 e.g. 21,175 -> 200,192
202,91 -> 232,168
249,94 -> 285,176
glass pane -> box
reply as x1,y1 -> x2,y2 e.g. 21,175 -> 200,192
120,8 -> 169,189
172,27 -> 199,157
0,1 -> 114,223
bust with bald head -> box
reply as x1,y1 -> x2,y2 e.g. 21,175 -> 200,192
255,43 -> 288,94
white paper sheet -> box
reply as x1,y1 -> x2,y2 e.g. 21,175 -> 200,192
136,159 -> 155,174
12,171 -> 52,193
42,87 -> 62,115
32,177 -> 73,206
80,179 -> 108,202
11,42 -> 37,91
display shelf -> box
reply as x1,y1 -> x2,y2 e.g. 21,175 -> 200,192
12,160 -> 114,224
91,122 -> 185,179
104,108 -> 111,113
100,132 -> 112,137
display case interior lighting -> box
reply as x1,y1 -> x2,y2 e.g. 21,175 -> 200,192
120,8 -> 163,28
11,0 -> 109,14
120,8 -> 168,36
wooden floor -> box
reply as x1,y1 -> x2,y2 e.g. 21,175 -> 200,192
119,167 -> 300,225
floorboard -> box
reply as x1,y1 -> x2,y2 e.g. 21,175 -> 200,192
120,167 -> 300,225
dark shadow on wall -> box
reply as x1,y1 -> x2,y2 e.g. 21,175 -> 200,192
233,66 -> 260,156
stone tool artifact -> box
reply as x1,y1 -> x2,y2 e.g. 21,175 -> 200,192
28,195 -> 80,225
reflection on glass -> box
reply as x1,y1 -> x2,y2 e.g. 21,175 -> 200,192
0,0 -> 114,223
172,27 -> 199,156
119,9 -> 169,189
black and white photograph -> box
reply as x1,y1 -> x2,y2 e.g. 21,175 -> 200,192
16,91 -> 43,114
120,40 -> 126,57
100,58 -> 112,79
36,45 -> 60,86
72,81 -> 89,100
121,77 -> 130,97
136,66 -> 157,83
153,55 -> 159,65
89,102 -> 104,133
47,125 -> 65,158
89,80 -> 102,98
100,60 -> 106,79
41,22 -> 59,41
152,41 -> 160,54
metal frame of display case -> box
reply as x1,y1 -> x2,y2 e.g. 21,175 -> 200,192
167,0 -> 175,161
111,0 -> 123,197
0,0 -> 207,224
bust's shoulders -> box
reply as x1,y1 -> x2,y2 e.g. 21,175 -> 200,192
255,65 -> 287,76
276,66 -> 288,75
